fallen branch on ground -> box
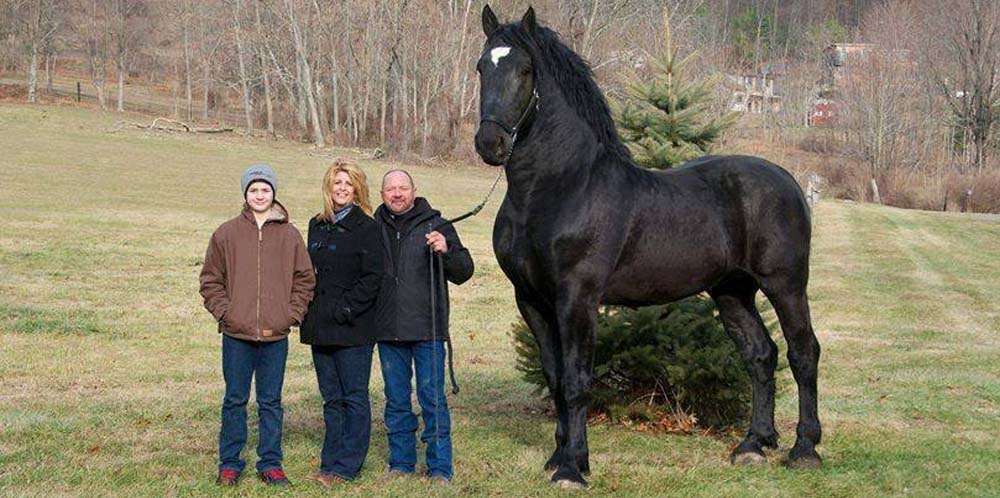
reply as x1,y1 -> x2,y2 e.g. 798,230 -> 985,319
111,118 -> 234,134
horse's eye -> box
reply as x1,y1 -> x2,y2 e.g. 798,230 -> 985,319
520,67 -> 531,77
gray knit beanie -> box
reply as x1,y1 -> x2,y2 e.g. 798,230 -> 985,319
241,163 -> 278,197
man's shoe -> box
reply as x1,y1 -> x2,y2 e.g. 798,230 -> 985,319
304,472 -> 346,488
258,468 -> 291,486
382,468 -> 410,481
216,469 -> 240,486
428,474 -> 451,486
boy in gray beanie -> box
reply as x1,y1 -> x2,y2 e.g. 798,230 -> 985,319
200,163 -> 314,486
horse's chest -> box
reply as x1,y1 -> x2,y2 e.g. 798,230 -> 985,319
495,218 -> 556,291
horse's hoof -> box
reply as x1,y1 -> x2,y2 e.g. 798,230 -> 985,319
786,447 -> 822,469
730,439 -> 767,466
731,450 -> 767,466
551,468 -> 587,490
553,479 -> 587,490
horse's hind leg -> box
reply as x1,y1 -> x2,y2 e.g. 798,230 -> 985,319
711,274 -> 779,465
515,293 -> 570,475
761,277 -> 822,469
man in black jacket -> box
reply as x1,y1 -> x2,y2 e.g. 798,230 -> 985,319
374,169 -> 474,483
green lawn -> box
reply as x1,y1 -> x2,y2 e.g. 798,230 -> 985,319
1,104 -> 998,497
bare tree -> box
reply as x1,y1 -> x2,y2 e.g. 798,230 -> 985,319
253,0 -> 275,135
284,0 -> 324,146
73,0 -> 111,109
13,0 -> 61,103
838,2 -> 924,197
230,0 -> 255,132
107,0 -> 142,112
919,0 -> 1000,174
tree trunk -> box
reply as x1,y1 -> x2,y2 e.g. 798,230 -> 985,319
295,58 -> 308,130
253,0 -> 274,136
286,0 -> 325,146
871,178 -> 882,204
202,62 -> 210,120
379,77 -> 387,144
420,79 -> 431,155
27,46 -> 38,103
315,80 -> 328,137
183,20 -> 193,120
261,56 -> 274,136
232,0 -> 254,133
94,79 -> 106,110
331,70 -> 339,133
116,61 -> 125,112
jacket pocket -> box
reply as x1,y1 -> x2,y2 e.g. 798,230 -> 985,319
277,301 -> 295,332
221,311 -> 245,337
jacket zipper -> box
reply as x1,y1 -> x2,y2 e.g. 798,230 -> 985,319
395,231 -> 401,285
256,226 -> 262,341
395,230 -> 401,338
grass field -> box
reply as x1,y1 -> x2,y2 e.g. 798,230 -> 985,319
1,104 -> 999,497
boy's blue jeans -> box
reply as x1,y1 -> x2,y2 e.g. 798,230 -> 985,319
219,335 -> 288,474
377,340 -> 452,480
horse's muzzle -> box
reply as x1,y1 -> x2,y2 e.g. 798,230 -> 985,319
475,122 -> 511,166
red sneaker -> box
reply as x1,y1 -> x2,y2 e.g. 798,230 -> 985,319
258,468 -> 291,486
216,469 -> 240,486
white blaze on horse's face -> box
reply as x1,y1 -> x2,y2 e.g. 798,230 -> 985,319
490,46 -> 512,67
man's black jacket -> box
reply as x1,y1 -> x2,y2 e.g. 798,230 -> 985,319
373,197 -> 474,342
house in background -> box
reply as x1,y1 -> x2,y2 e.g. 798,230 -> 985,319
807,97 -> 836,127
807,42 -> 911,127
820,43 -> 877,89
728,62 -> 784,114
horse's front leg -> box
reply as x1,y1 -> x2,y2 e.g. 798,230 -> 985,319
515,293 -> 568,474
550,282 -> 599,489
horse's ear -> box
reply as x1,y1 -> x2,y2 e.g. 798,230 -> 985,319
521,6 -> 537,34
482,4 -> 499,36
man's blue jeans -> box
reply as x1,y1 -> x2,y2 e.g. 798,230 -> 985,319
311,344 -> 374,480
219,335 -> 288,474
377,340 -> 452,480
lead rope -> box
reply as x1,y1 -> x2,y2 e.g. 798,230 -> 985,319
428,228 -> 443,454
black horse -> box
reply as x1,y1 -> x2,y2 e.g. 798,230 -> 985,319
474,5 -> 822,488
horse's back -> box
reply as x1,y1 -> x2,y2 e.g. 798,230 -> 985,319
674,155 -> 812,278
609,155 -> 811,300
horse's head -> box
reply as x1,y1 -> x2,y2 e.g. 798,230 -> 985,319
474,5 -> 539,166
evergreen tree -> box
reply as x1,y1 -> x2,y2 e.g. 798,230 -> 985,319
615,8 -> 736,170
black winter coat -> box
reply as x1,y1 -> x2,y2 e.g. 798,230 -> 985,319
374,198 -> 474,342
300,206 -> 383,346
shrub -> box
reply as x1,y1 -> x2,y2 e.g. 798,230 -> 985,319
511,295 -> 783,429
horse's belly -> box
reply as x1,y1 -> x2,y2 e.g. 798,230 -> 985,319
601,252 -> 730,306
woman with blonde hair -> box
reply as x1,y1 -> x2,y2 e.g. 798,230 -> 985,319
300,158 -> 383,486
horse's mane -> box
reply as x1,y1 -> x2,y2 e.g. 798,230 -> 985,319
494,23 -> 632,160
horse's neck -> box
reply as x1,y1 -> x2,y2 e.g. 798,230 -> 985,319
504,80 -> 600,209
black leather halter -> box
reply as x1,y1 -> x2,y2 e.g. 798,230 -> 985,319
478,87 -> 539,163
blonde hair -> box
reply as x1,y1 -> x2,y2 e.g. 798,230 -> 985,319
319,158 -> 373,221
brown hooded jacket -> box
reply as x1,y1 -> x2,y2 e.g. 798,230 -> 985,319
199,201 -> 315,342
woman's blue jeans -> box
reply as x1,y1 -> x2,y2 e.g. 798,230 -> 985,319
311,343 -> 374,480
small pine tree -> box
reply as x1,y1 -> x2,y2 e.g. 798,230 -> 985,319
615,8 -> 736,170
